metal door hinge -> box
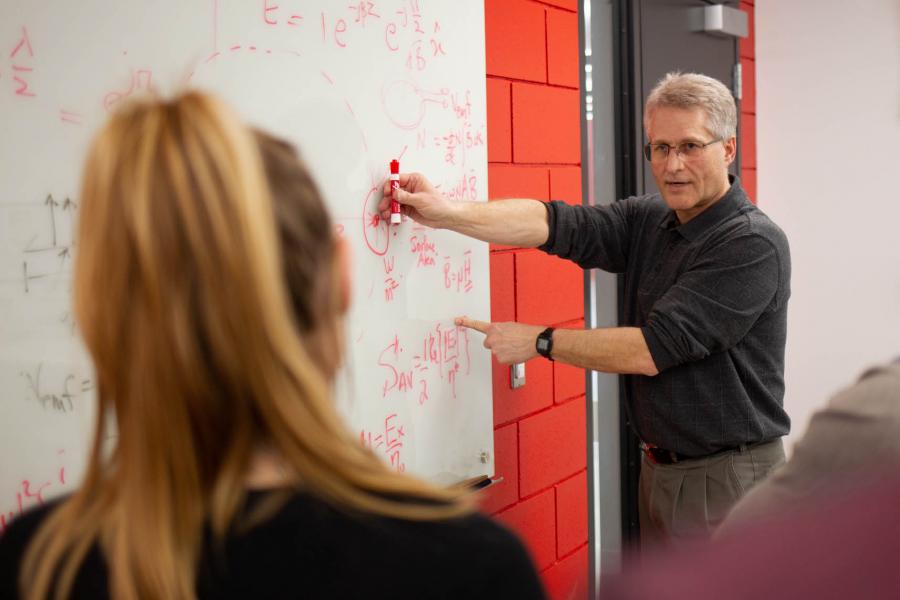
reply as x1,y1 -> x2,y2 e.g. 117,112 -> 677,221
690,5 -> 749,39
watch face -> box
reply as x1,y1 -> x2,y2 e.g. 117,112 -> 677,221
537,338 -> 550,351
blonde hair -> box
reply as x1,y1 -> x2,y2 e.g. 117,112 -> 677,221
21,92 -> 471,600
644,72 -> 737,140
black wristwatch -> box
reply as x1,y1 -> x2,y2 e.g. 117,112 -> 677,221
535,327 -> 555,361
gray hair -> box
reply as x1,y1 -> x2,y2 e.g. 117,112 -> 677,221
644,72 -> 737,140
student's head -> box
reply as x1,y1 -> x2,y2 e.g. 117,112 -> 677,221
23,92 -> 468,600
643,72 -> 738,221
255,128 -> 350,378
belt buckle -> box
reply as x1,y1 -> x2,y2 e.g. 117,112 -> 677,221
640,443 -> 662,464
641,443 -> 677,465
640,442 -> 653,462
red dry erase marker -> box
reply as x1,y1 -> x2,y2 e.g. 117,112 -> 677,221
389,159 -> 401,225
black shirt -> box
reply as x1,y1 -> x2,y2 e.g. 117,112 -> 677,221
0,491 -> 546,599
541,177 -> 791,456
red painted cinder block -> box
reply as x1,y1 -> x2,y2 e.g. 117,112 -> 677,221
538,0 -> 578,11
512,83 -> 580,164
495,488 -> 557,570
488,241 -> 518,254
516,250 -> 584,325
740,58 -> 756,116
489,164 -> 550,200
493,356 -> 553,426
547,9 -> 579,88
485,0 -> 547,82
542,544 -> 588,600
481,423 -> 519,514
554,360 -> 585,403
741,113 -> 756,169
549,167 -> 582,205
490,252 -> 515,323
556,471 -> 588,556
519,398 -> 587,497
487,78 -> 512,163
741,168 -> 757,204
740,3 -> 755,59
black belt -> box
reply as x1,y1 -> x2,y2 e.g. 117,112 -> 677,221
641,442 -> 747,465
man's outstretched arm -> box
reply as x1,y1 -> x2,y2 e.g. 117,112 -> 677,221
456,317 -> 659,377
379,172 -> 550,248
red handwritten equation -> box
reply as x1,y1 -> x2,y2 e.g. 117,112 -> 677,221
384,0 -> 446,71
260,0 -> 445,68
362,216 -> 476,304
5,26 -> 36,98
383,255 -> 400,301
443,250 -> 473,293
436,128 -> 483,170
435,90 -> 484,166
0,450 -> 68,535
2,25 -> 147,123
442,169 -> 479,202
378,322 -> 471,403
360,413 -> 406,472
386,85 -> 484,171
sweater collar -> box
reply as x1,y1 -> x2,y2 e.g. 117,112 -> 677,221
660,175 -> 746,241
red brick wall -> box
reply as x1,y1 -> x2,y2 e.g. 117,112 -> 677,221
481,1 -> 588,598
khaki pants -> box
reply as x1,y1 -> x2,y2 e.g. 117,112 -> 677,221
638,439 -> 785,549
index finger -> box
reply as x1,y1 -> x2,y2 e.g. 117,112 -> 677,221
455,316 -> 490,334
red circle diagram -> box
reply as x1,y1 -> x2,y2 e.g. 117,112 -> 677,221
361,186 -> 390,256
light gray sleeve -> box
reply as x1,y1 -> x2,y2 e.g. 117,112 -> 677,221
717,362 -> 900,537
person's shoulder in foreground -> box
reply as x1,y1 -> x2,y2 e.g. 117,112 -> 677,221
0,490 -> 547,600
600,470 -> 900,600
719,358 -> 900,534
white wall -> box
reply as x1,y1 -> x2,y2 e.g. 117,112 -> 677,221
756,0 -> 900,449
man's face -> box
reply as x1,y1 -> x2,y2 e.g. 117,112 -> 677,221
646,106 -> 736,222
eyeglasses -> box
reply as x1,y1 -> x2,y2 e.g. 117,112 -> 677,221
643,138 -> 723,163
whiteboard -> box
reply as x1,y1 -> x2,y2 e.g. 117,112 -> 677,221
0,1 -> 493,530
